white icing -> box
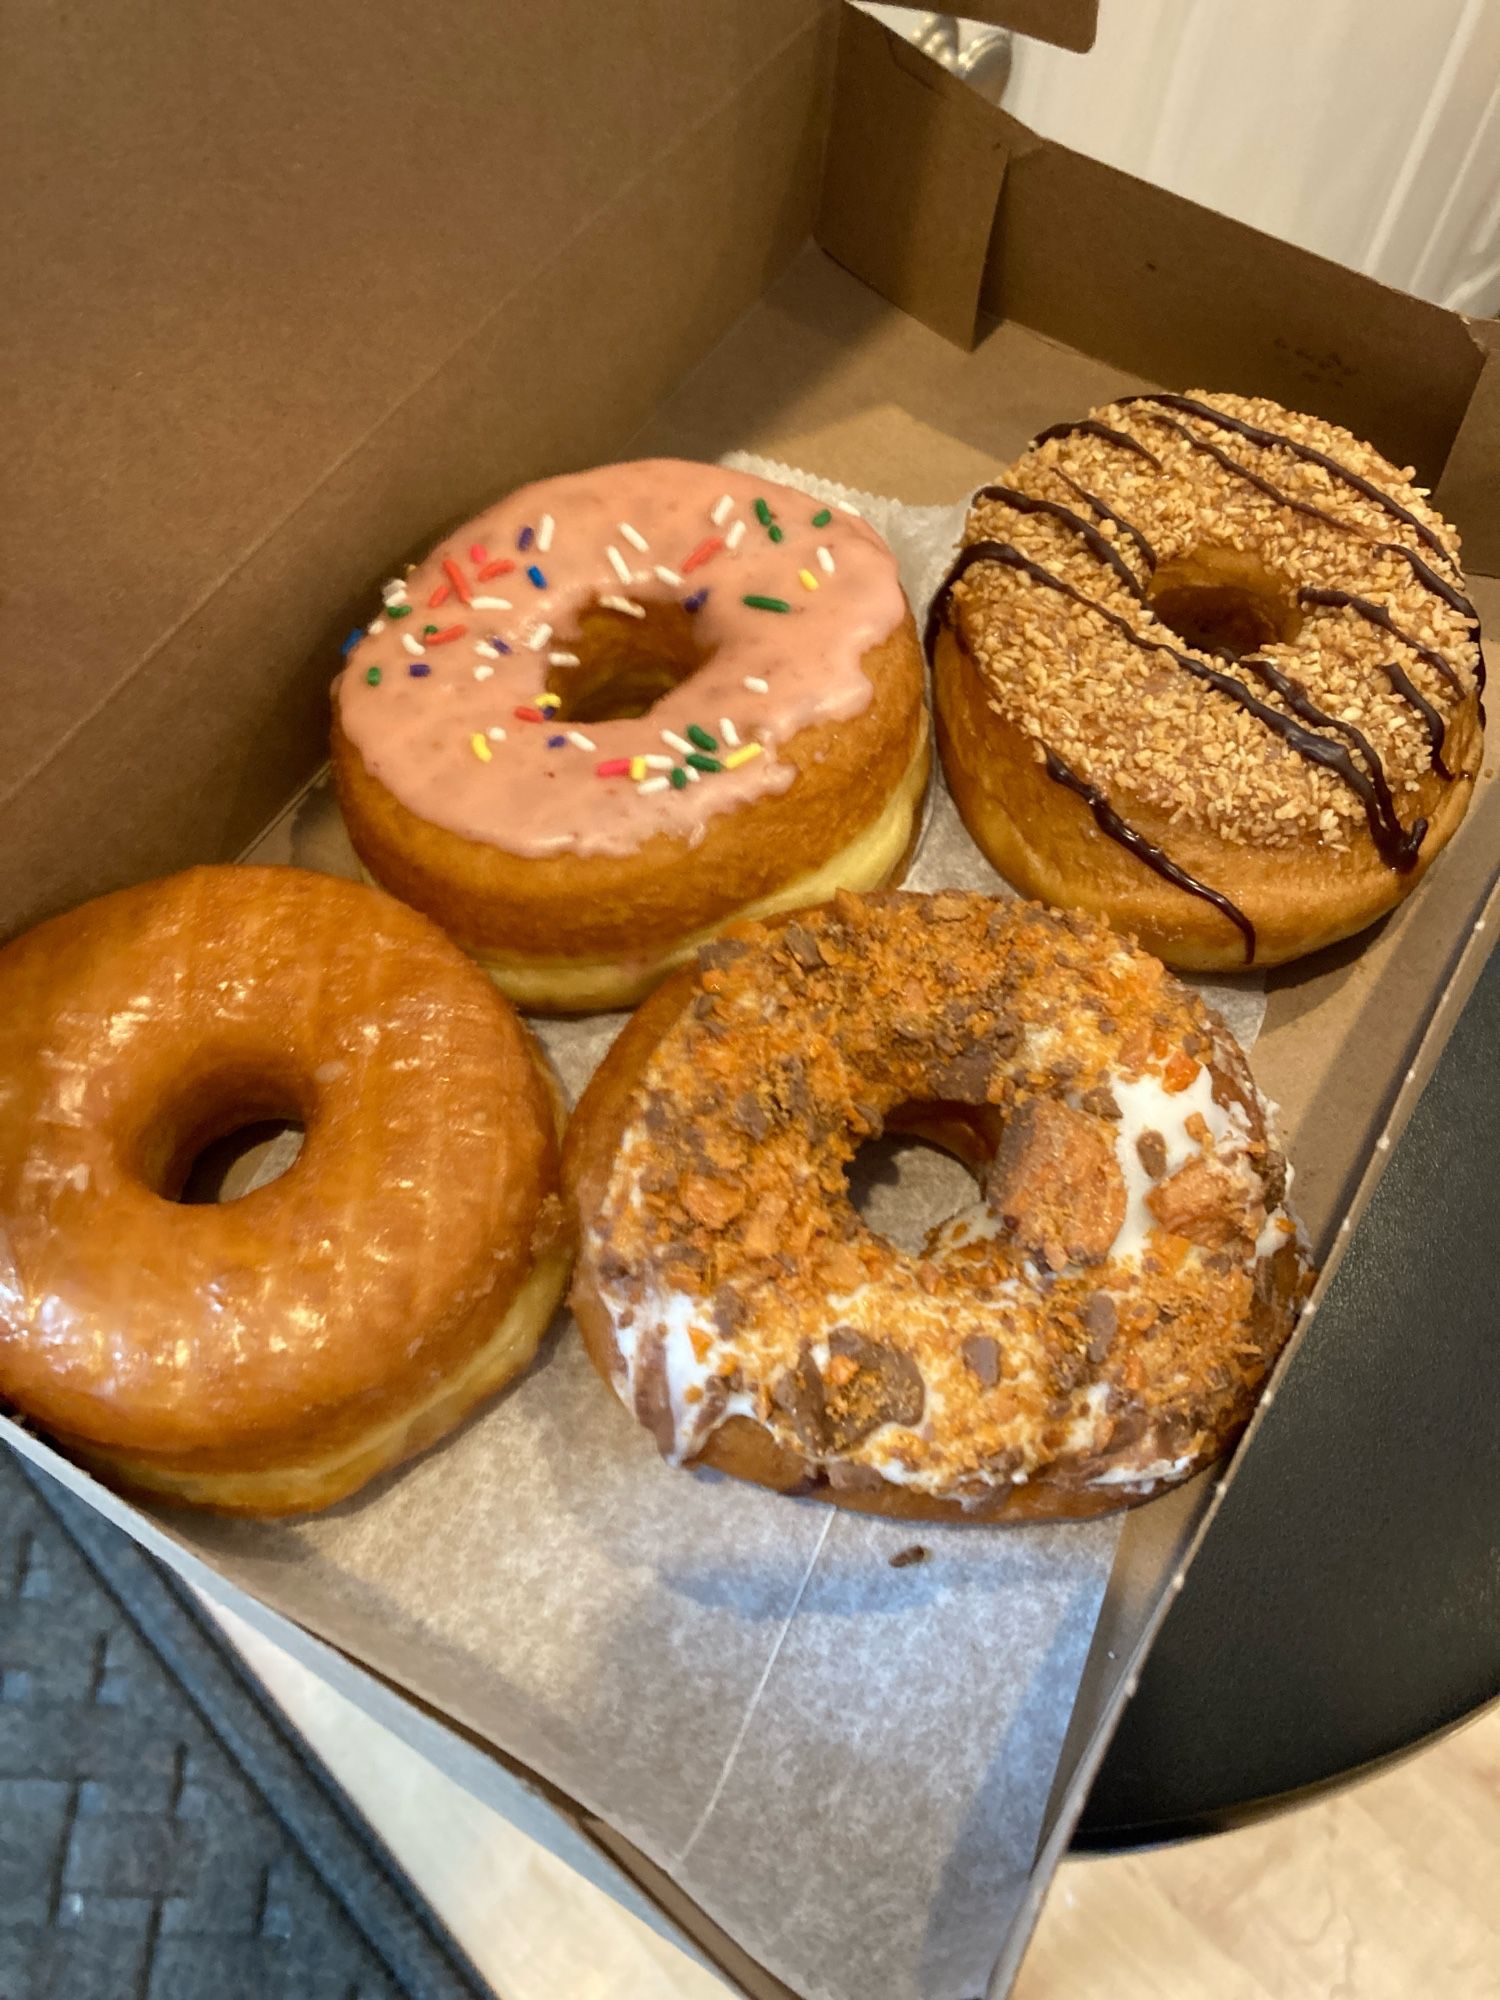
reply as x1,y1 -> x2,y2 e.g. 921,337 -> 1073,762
1106,1065 -> 1239,1266
1087,1451 -> 1197,1488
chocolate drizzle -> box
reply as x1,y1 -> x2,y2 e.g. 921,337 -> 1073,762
1055,473 -> 1160,574
1117,391 -> 1454,565
1298,585 -> 1464,694
1042,748 -> 1258,962
1298,587 -> 1457,775
1031,418 -> 1162,469
973,483 -> 1147,599
1241,655 -> 1426,868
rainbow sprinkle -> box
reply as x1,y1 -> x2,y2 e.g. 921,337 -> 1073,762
596,757 -> 630,778
744,676 -> 769,693
618,521 -> 648,552
471,733 -> 492,762
742,594 -> 790,613
517,525 -> 534,551
637,775 -> 670,796
680,536 -> 722,574
686,724 -> 717,752
685,752 -> 721,773
724,519 -> 746,551
606,543 -> 633,583
526,564 -> 547,588
816,546 -> 835,575
514,705 -> 543,723
547,733 -> 566,748
536,514 -> 555,553
442,558 -> 471,602
341,628 -> 363,654
365,665 -> 381,686
669,767 -> 688,790
724,742 -> 763,770
683,588 -> 709,613
387,603 -> 413,618
629,755 -> 647,781
408,661 -> 430,678
799,568 -> 819,592
812,508 -> 832,527
470,543 -> 488,563
710,493 -> 734,526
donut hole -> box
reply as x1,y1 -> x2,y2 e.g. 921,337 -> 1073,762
177,1119 -> 306,1204
131,1066 -> 310,1204
1147,546 -> 1303,659
545,597 -> 712,723
845,1101 -> 999,1255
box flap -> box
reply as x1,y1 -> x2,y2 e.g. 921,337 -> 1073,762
818,9 -> 1492,517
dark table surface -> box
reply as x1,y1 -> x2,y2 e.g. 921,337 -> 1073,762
1076,937 -> 1500,1848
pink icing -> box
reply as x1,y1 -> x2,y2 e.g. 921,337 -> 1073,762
334,460 -> 907,859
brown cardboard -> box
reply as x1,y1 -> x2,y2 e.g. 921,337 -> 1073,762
821,12 -> 1493,494
3,5 -> 1500,1995
0,0 -> 835,939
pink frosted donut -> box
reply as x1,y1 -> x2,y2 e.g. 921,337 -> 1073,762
332,460 -> 928,1012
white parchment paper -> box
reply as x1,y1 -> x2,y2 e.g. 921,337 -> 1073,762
211,460 -> 1267,2000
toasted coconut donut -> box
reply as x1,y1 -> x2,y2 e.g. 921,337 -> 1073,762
931,391 -> 1484,970
333,460 -> 928,1013
564,891 -> 1310,1522
0,867 -> 570,1516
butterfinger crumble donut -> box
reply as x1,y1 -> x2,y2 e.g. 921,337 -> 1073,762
930,391 -> 1484,969
0,867 -> 571,1516
565,892 -> 1311,1521
334,461 -> 928,1012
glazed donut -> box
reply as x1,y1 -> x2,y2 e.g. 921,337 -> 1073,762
0,866 -> 570,1516
333,460 -> 928,1013
564,891 -> 1309,1522
930,391 -> 1484,970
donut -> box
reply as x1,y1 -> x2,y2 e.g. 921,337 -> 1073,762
564,891 -> 1309,1521
0,866 -> 570,1516
929,391 -> 1484,970
333,460 -> 928,1013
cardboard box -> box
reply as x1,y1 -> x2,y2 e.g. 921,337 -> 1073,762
4,4 -> 1498,1993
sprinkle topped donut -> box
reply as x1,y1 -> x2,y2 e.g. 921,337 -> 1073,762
337,461 -> 907,859
332,459 -> 927,1014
